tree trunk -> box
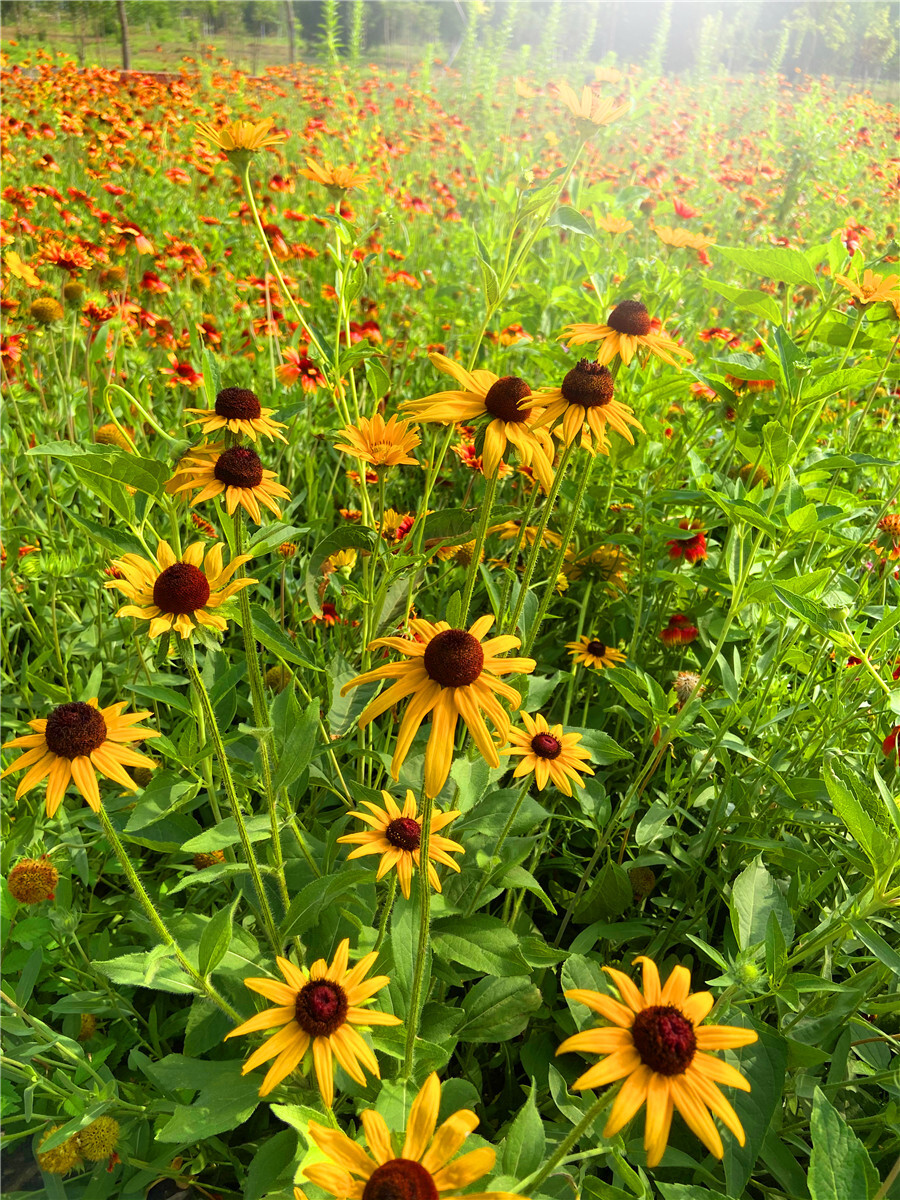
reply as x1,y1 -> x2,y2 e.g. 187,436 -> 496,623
284,0 -> 296,63
116,0 -> 131,70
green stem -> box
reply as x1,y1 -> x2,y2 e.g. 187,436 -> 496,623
459,468 -> 499,624
94,807 -> 239,1019
497,479 -> 541,621
183,648 -> 282,955
373,874 -> 398,956
465,776 -> 531,917
514,1087 -> 617,1194
402,787 -> 434,1078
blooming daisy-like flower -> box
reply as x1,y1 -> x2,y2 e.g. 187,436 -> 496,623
492,520 -> 563,549
555,81 -> 629,131
160,357 -> 204,389
196,117 -> 286,164
185,386 -> 287,443
667,520 -> 708,564
527,359 -> 642,449
104,540 -> 256,639
560,300 -> 694,369
1,698 -> 159,817
225,939 -> 400,1106
167,443 -> 291,525
337,789 -> 463,899
501,712 -> 593,796
566,635 -> 627,671
299,158 -> 370,193
333,413 -> 421,469
872,513 -> 900,561
596,215 -> 634,234
401,354 -> 556,491
276,346 -> 323,392
341,616 -> 536,798
557,955 -> 757,1167
660,614 -> 699,647
654,226 -> 715,251
302,1071 -> 523,1200
834,269 -> 900,307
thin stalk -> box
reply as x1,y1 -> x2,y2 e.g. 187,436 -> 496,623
465,776 -> 531,917
513,1088 -> 617,1194
373,874 -> 398,956
459,467 -> 499,624
183,647 -> 281,954
94,807 -> 239,1019
402,786 -> 434,1078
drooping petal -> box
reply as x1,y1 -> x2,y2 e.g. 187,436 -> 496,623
402,1072 -> 441,1160
602,1063 -> 653,1137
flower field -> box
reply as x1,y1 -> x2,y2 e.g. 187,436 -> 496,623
1,34 -> 899,1200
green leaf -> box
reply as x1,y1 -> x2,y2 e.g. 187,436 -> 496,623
431,916 -> 530,977
365,358 -> 392,401
235,604 -> 322,671
786,502 -> 818,533
722,1021 -> 788,1198
772,586 -> 832,632
850,920 -> 900,980
730,856 -> 794,950
305,526 -> 378,616
29,442 -> 168,499
713,244 -> 818,287
809,1086 -> 879,1200
658,1186 -> 730,1200
575,860 -> 632,923
701,277 -> 782,325
763,419 -> 795,469
824,757 -> 894,875
94,950 -> 197,994
457,976 -> 541,1042
181,815 -> 272,852
244,1128 -> 298,1200
476,253 -> 500,309
774,327 -> 807,395
197,899 -> 236,978
547,205 -> 595,238
271,692 -> 319,792
202,347 -> 222,407
501,1082 -> 545,1177
144,1055 -> 261,1142
280,869 -> 372,940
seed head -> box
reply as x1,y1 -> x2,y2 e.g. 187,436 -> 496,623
30,296 -> 65,325
8,857 -> 58,904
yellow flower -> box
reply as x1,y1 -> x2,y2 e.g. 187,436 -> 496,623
303,1072 -> 524,1200
654,226 -> 715,251
6,250 -> 42,288
596,215 -> 634,234
338,789 -> 463,899
834,269 -> 900,307
564,544 -> 628,591
341,615 -> 535,798
1,698 -> 159,817
566,635 -> 626,670
333,413 -> 421,468
528,359 -> 643,450
557,955 -> 757,1167
225,939 -> 400,1106
36,1125 -> 83,1176
501,712 -> 593,795
299,157 -> 370,192
185,386 -> 287,443
167,442 -> 291,525
402,354 -> 556,491
560,299 -> 694,369
105,540 -> 256,640
555,81 -> 629,131
195,116 -> 286,164
491,520 -> 562,549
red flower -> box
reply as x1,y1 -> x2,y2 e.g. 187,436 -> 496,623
883,725 -> 900,763
660,614 -> 699,646
673,197 -> 699,218
276,346 -> 323,392
667,519 -> 708,564
160,356 -> 203,388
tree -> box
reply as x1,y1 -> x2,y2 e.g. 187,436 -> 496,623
116,0 -> 130,69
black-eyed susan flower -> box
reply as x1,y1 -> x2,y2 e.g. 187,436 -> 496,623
185,386 -> 287,443
492,520 -> 562,549
341,616 -> 536,798
566,636 -> 627,670
303,1071 -> 523,1200
557,955 -> 757,1167
1,699 -> 159,816
337,789 -> 463,899
299,158 -> 370,193
105,540 -> 255,640
225,940 -> 400,1106
195,116 -> 286,164
168,442 -> 291,525
528,359 -> 643,449
501,712 -> 593,796
561,300 -> 693,369
563,544 -> 628,591
402,354 -> 556,491
333,413 -> 421,469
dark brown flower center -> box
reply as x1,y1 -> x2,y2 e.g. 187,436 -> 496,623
385,817 -> 421,851
45,701 -> 108,759
483,375 -> 532,423
294,980 -> 348,1037
215,386 -> 261,420
587,640 -> 607,657
607,299 -> 652,336
362,1160 -> 439,1200
214,446 -> 264,489
561,360 -> 614,408
153,562 -> 211,615
631,1004 -> 696,1075
531,732 -> 561,759
423,629 -> 484,688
